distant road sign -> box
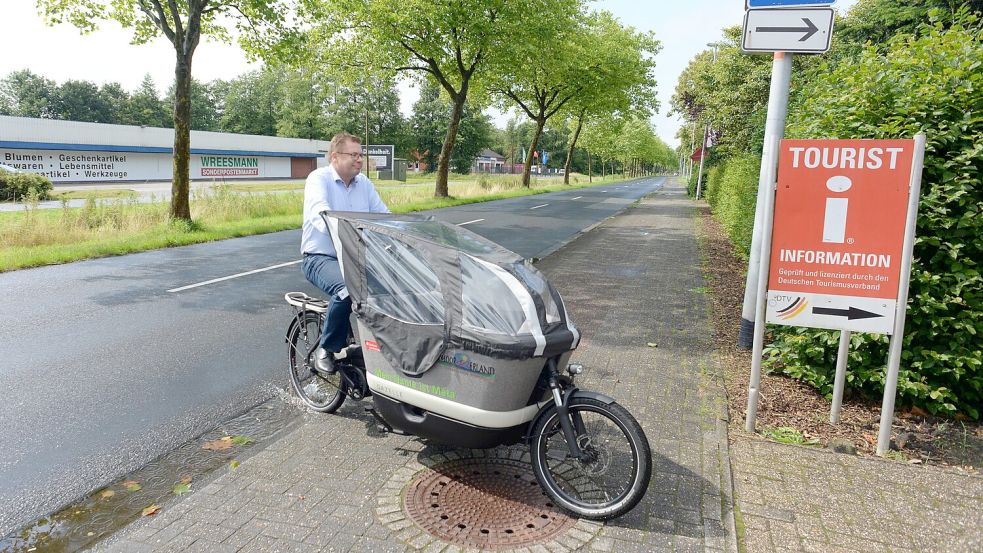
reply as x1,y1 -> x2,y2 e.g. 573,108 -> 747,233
747,0 -> 834,7
743,8 -> 834,53
361,144 -> 394,170
765,139 -> 918,334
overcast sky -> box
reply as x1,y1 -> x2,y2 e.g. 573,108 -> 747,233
1,1 -> 856,148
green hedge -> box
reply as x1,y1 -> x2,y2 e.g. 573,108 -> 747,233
704,154 -> 760,258
0,172 -> 53,201
764,13 -> 983,418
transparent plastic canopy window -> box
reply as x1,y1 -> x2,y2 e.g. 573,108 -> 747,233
359,223 -> 557,336
369,219 -> 498,256
363,230 -> 444,325
460,254 -> 527,334
512,262 -> 562,324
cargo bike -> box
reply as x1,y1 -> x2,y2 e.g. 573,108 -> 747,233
285,212 -> 651,519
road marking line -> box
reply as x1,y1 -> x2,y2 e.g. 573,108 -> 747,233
457,218 -> 485,226
571,196 -> 583,200
530,204 -> 549,210
167,259 -> 303,293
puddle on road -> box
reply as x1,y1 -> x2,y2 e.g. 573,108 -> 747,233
0,388 -> 304,553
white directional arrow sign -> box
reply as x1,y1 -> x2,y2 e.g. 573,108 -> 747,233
742,8 -> 834,53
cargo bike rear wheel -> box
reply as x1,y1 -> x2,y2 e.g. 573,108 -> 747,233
286,310 -> 348,413
529,396 -> 652,520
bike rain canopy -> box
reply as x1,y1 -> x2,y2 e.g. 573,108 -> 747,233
322,212 -> 580,376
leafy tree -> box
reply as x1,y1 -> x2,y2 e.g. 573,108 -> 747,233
220,69 -> 283,136
579,113 -> 623,178
278,69 -> 329,139
166,78 -> 223,131
495,10 -> 656,186
124,74 -> 170,128
558,12 -> 660,183
324,73 -> 406,151
449,105 -> 491,174
0,69 -> 58,118
53,79 -> 114,123
835,0 -> 983,53
99,82 -> 131,125
409,79 -> 490,174
38,0 -> 295,220
407,80 -> 446,171
304,0 -> 577,197
492,7 -> 586,186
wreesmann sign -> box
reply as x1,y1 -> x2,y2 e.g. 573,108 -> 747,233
199,155 -> 260,177
765,139 -> 919,334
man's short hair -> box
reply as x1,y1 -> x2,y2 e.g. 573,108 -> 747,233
330,132 -> 361,154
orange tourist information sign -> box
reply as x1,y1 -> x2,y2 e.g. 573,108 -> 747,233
765,139 -> 917,334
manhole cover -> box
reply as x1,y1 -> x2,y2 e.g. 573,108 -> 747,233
404,458 -> 577,549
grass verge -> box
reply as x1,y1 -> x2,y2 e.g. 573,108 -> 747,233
49,189 -> 140,201
1,173 -> 634,272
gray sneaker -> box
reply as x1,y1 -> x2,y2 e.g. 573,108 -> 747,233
313,348 -> 336,375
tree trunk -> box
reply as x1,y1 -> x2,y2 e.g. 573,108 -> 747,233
434,89 -> 467,198
170,53 -> 193,221
587,148 -> 592,183
564,110 -> 585,185
522,119 -> 546,187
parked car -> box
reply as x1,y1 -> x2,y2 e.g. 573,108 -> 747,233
0,163 -> 20,173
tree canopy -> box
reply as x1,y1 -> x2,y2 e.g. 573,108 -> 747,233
37,0 -> 297,220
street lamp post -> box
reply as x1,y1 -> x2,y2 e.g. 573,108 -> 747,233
695,43 -> 720,200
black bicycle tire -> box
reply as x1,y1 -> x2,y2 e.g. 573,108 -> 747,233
529,397 -> 652,520
287,311 -> 347,413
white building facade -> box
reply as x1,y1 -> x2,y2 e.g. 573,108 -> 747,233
0,116 -> 327,183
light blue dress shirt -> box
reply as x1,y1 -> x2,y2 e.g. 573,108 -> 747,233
301,165 -> 389,256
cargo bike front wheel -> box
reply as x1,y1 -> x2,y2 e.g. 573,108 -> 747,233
529,396 -> 652,520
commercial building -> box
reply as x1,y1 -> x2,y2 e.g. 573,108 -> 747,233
0,115 -> 327,183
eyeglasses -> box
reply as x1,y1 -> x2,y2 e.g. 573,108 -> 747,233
336,151 -> 363,160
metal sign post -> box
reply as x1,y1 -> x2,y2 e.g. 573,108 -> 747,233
830,329 -> 851,423
877,133 -> 926,455
737,52 -> 793,349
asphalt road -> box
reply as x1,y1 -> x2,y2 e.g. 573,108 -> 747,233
0,176 -> 665,535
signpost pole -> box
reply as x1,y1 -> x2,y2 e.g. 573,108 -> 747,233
744,162 -> 780,432
876,133 -> 926,455
830,330 -> 851,423
695,124 -> 709,199
738,52 -> 793,349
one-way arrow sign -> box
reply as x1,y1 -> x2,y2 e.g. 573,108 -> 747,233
755,17 -> 820,42
743,8 -> 834,53
812,306 -> 884,320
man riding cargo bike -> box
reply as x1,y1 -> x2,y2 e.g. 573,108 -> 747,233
287,132 -> 652,520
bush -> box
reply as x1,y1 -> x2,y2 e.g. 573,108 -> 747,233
687,171 -> 700,197
704,164 -> 725,207
0,172 -> 54,201
765,12 -> 983,418
708,154 -> 760,257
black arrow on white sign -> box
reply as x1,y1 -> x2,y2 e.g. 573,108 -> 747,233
812,306 -> 883,320
755,18 -> 820,42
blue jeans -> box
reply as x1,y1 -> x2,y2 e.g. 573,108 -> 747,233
302,254 -> 352,353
